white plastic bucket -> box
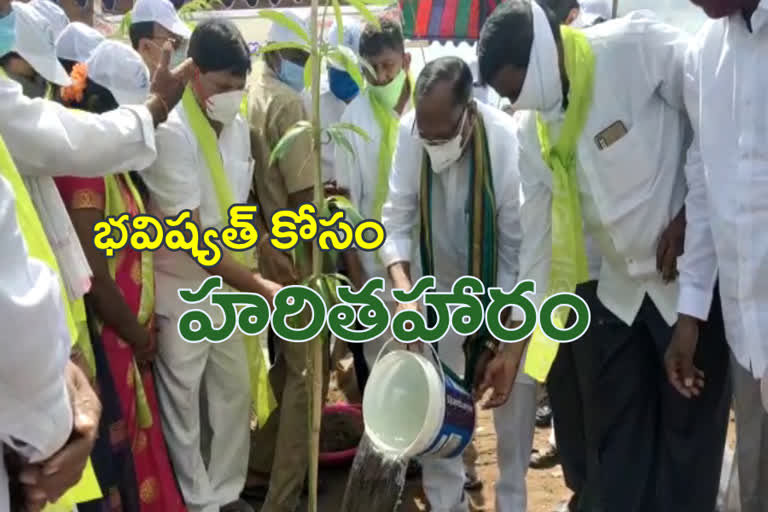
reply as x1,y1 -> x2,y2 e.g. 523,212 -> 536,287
362,340 -> 476,459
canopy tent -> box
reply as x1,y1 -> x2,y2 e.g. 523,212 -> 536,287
399,0 -> 504,43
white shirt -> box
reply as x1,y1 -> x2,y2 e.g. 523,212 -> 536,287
303,88 -> 348,182
515,13 -> 689,326
381,101 -> 522,295
381,102 -> 534,384
144,107 -> 253,316
335,91 -> 414,283
0,176 -> 72,512
677,2 -> 768,378
0,77 -> 157,176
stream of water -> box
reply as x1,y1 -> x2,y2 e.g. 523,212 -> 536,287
340,435 -> 408,512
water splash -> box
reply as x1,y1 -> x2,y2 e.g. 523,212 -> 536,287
340,435 -> 408,512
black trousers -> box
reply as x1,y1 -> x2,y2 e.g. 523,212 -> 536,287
547,281 -> 731,512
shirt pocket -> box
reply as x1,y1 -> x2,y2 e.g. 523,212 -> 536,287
589,126 -> 654,208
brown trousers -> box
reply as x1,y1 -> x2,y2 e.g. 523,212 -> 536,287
249,329 -> 330,512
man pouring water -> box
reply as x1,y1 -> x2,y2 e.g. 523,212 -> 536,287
381,56 -> 537,512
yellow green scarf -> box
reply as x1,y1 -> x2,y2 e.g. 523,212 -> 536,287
182,87 -> 277,425
369,75 -> 412,224
524,26 -> 595,382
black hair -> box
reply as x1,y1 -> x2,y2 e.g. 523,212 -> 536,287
415,56 -> 473,107
188,18 -> 251,77
539,0 -> 579,24
59,58 -> 77,74
0,52 -> 19,67
359,15 -> 405,58
478,0 -> 560,85
129,20 -> 156,50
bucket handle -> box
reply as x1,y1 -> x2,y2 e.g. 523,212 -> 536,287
374,338 -> 446,386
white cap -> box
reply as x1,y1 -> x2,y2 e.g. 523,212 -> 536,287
579,0 -> 612,23
326,20 -> 361,70
29,0 -> 69,38
131,0 -> 191,39
326,20 -> 362,53
268,11 -> 308,44
86,40 -> 150,106
5,2 -> 70,86
56,22 -> 105,63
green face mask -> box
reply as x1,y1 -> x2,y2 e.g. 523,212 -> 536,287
369,69 -> 406,111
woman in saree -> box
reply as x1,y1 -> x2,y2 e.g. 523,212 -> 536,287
56,41 -> 187,512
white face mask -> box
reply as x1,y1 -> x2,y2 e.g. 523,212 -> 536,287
421,109 -> 468,173
206,90 -> 244,124
513,1 -> 563,120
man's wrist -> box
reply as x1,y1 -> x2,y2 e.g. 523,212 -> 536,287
678,313 -> 701,329
145,94 -> 169,126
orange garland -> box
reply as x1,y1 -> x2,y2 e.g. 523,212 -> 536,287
60,63 -> 88,104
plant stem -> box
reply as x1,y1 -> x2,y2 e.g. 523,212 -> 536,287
307,0 -> 324,509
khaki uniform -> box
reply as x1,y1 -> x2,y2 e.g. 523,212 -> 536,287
247,59 -> 328,512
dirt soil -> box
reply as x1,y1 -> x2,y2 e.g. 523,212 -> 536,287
320,410 -> 365,453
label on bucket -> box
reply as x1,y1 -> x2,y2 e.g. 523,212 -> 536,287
421,368 -> 476,459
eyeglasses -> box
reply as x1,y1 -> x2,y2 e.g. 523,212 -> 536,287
412,106 -> 469,144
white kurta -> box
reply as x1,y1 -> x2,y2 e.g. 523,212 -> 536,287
143,107 -> 253,512
0,175 -> 72,512
677,7 -> 768,509
514,12 -> 690,327
303,88 -> 348,182
334,90 -> 419,367
335,90 -> 415,283
381,101 -> 536,512
0,76 -> 156,510
677,2 -> 768,379
0,77 -> 157,176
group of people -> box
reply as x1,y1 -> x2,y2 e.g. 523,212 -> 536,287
1,0 -> 767,511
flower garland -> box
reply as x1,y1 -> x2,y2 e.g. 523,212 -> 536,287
60,63 -> 88,104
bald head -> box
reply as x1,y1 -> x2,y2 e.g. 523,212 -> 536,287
414,57 -> 474,143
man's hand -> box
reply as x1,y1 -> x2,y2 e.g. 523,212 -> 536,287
254,273 -> 283,308
20,362 -> 101,507
474,342 -> 525,409
664,314 -> 705,398
146,42 -> 194,126
324,180 -> 349,197
657,207 -> 686,283
134,319 -> 158,363
469,346 -> 495,392
257,240 -> 298,286
395,301 -> 424,353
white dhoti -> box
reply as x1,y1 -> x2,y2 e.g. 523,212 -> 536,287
153,275 -> 252,512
